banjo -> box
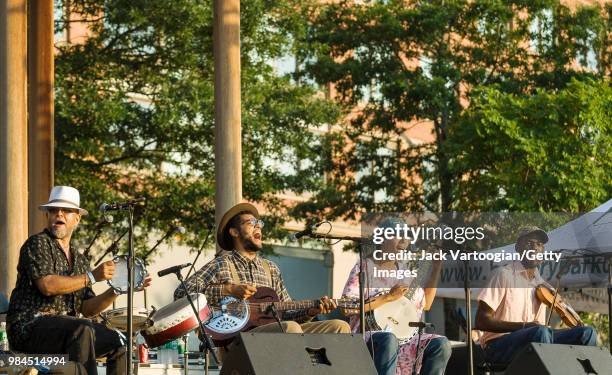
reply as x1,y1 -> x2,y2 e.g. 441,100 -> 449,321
341,293 -> 420,342
341,256 -> 433,342
367,296 -> 419,342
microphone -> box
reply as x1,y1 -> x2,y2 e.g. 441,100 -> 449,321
99,197 -> 146,212
158,263 -> 192,277
289,222 -> 324,242
409,321 -> 433,328
172,225 -> 186,235
94,215 -> 114,228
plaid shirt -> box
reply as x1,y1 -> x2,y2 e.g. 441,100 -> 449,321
174,251 -> 312,322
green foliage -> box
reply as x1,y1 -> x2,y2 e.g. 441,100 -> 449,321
580,311 -> 610,349
54,0 -> 339,257
448,79 -> 611,211
297,0 -> 610,218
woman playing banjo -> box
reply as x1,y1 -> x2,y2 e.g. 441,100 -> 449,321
342,218 -> 451,375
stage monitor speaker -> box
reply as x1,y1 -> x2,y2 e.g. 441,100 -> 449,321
446,342 -> 488,375
219,333 -> 377,375
505,343 -> 612,375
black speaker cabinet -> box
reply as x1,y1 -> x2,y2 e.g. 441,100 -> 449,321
505,343 -> 612,375
219,333 -> 377,375
445,342 -> 490,375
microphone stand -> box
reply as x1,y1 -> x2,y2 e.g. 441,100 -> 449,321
358,240 -> 366,338
127,205 -> 136,375
447,216 -> 474,375
97,198 -> 143,375
186,226 -> 214,279
463,258 -> 474,375
84,228 -> 103,260
309,233 -> 367,337
412,325 -> 425,375
266,304 -> 286,332
453,232 -> 474,375
169,270 -> 220,366
141,226 -> 180,309
141,226 -> 179,263
608,255 -> 611,355
94,229 -> 128,266
590,208 -> 612,355
84,217 -> 112,260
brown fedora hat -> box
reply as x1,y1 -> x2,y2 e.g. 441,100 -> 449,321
217,202 -> 260,250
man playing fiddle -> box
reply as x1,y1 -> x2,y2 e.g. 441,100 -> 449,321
475,226 -> 596,364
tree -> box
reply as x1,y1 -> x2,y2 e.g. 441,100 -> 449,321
448,79 -> 611,211
54,0 -> 339,257
296,0 -> 610,218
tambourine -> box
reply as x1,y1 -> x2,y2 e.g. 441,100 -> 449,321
107,255 -> 147,294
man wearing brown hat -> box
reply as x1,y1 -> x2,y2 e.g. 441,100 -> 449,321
6,186 -> 152,375
475,226 -> 596,364
175,203 -> 350,335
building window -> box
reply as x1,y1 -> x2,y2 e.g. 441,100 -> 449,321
529,8 -> 553,54
577,29 -> 598,72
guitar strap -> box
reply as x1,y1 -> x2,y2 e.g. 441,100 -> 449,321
227,259 -> 240,284
260,259 -> 273,286
227,257 -> 273,287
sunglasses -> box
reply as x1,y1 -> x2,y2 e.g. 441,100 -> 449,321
47,207 -> 79,215
241,218 -> 264,228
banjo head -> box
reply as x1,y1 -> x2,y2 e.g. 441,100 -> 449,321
372,296 -> 419,341
204,296 -> 250,335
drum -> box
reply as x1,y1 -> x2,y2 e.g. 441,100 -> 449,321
101,307 -> 151,331
107,255 -> 147,294
142,293 -> 210,348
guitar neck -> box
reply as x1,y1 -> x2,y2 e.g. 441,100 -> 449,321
259,298 -> 358,312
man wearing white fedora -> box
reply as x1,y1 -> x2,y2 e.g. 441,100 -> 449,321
6,186 -> 151,375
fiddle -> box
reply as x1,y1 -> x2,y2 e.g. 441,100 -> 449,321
536,284 -> 583,327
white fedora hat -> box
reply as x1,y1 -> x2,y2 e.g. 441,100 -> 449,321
39,186 -> 88,216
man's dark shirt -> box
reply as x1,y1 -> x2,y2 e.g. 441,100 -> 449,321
6,229 -> 95,350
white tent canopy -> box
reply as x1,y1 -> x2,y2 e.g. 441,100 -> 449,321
491,198 -> 612,255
